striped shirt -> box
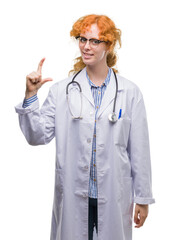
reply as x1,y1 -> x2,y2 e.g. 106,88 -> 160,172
86,68 -> 111,198
23,68 -> 112,199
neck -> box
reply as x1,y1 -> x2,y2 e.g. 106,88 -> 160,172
86,64 -> 109,86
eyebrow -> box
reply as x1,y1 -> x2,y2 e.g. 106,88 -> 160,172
79,36 -> 100,40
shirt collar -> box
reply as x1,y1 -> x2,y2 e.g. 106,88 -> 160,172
86,68 -> 111,88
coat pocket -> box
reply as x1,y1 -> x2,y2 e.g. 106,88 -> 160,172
113,118 -> 131,148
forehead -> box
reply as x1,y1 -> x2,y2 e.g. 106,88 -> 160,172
81,24 -> 100,38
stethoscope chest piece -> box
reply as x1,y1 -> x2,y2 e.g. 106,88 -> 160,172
108,112 -> 118,123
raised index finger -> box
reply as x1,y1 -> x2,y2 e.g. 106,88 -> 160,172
37,57 -> 45,74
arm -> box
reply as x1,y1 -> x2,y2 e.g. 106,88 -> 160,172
15,88 -> 57,145
15,58 -> 55,145
127,88 -> 155,227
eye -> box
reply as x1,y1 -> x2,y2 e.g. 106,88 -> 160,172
79,37 -> 87,43
91,39 -> 101,45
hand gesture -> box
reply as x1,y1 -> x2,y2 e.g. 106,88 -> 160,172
25,58 -> 53,99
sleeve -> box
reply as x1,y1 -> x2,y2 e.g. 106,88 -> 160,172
127,88 -> 155,205
15,85 -> 57,146
22,94 -> 38,108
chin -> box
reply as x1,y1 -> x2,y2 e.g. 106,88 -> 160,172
82,58 -> 96,66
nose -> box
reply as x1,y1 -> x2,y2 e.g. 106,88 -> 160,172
84,40 -> 91,49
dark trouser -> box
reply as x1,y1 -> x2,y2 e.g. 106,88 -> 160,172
88,197 -> 98,240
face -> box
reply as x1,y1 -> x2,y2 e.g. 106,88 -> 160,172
78,24 -> 109,67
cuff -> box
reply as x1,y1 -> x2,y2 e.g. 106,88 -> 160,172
22,94 -> 38,108
134,197 -> 155,205
15,99 -> 39,115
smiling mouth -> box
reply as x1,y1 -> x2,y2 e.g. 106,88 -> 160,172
83,52 -> 94,57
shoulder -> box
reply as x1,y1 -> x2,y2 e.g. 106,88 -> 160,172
117,73 -> 140,90
117,73 -> 143,101
48,75 -> 73,96
48,69 -> 86,97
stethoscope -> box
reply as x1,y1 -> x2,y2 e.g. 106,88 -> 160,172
66,68 -> 118,123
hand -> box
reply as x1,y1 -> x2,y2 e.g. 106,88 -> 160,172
25,58 -> 53,99
134,204 -> 149,228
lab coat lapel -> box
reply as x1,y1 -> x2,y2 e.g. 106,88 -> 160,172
97,71 -> 124,119
70,68 -> 124,115
75,68 -> 95,108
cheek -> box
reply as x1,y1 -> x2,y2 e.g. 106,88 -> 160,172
78,43 -> 83,52
96,50 -> 107,60
79,45 -> 82,52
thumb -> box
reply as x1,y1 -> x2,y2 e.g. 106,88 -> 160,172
41,77 -> 53,85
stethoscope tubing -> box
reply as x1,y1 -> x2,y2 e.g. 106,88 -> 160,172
112,70 -> 118,114
66,70 -> 83,94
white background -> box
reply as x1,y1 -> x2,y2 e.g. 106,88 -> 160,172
0,0 -> 169,239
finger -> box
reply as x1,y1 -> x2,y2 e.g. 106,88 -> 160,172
135,214 -> 146,228
134,213 -> 141,228
134,209 -> 139,224
135,223 -> 142,228
41,77 -> 53,85
27,71 -> 41,79
31,78 -> 39,84
140,214 -> 147,225
135,221 -> 140,228
27,73 -> 41,83
135,220 -> 143,228
37,57 -> 46,74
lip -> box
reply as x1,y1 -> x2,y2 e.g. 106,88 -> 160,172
82,52 -> 94,59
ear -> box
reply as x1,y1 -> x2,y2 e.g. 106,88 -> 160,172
106,47 -> 111,56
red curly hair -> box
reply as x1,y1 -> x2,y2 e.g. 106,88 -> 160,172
70,14 -> 121,74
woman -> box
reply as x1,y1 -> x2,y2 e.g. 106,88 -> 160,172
15,14 -> 155,240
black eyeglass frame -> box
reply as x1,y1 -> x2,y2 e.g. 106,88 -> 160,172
75,36 -> 108,45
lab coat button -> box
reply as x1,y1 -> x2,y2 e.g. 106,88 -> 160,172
87,138 -> 91,143
83,192 -> 87,198
90,111 -> 93,116
84,165 -> 88,170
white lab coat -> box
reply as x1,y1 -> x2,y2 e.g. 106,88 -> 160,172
15,68 -> 155,240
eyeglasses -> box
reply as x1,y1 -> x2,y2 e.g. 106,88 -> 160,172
76,36 -> 107,48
